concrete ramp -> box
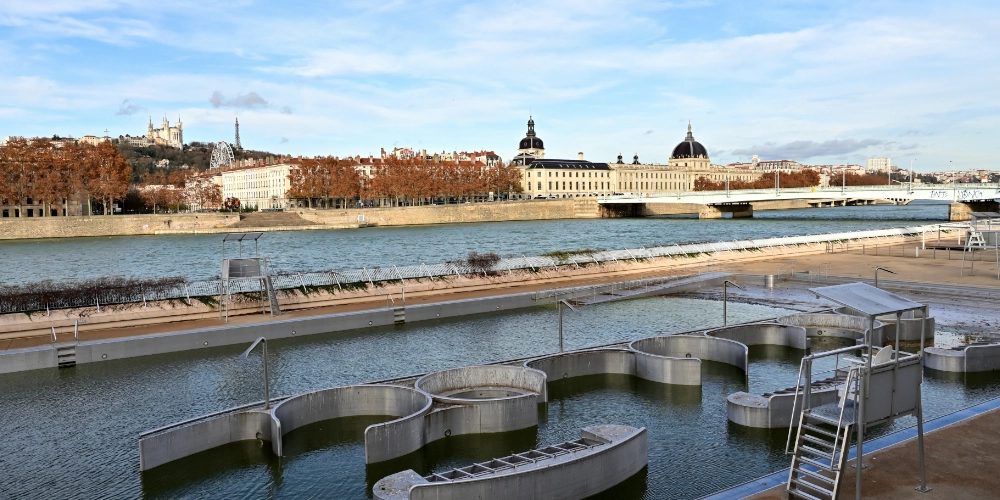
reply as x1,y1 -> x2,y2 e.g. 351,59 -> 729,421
572,272 -> 728,306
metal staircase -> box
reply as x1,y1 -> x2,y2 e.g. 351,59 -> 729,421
263,276 -> 281,317
787,366 -> 860,499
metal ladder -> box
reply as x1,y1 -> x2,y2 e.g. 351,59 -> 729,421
787,366 -> 860,500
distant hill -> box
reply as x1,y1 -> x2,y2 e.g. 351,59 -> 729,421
117,141 -> 282,181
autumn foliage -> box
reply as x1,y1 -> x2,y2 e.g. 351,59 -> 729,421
0,138 -> 132,216
694,170 -> 821,191
287,156 -> 523,208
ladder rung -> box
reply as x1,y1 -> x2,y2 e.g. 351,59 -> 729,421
796,456 -> 834,471
800,445 -> 834,460
801,434 -> 836,449
801,423 -> 838,439
790,478 -> 834,498
805,413 -> 841,426
787,486 -> 825,500
793,466 -> 836,485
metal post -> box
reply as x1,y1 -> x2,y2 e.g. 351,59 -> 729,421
723,280 -> 744,326
239,337 -> 270,410
557,299 -> 577,353
560,300 -> 562,352
875,266 -> 895,289
916,304 -> 931,492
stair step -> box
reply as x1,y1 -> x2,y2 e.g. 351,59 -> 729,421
805,412 -> 842,427
802,423 -> 838,439
787,487 -> 826,500
801,434 -> 836,449
800,445 -> 834,460
793,466 -> 836,485
790,478 -> 834,498
796,455 -> 834,471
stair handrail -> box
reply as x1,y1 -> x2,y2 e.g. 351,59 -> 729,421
786,343 -> 867,454
832,365 -> 862,470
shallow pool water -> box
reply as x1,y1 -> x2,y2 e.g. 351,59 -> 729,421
1,295 -> 998,500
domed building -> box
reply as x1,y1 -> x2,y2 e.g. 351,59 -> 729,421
668,122 -> 710,170
512,116 -> 545,166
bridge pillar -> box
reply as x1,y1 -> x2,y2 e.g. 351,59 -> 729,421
949,201 -> 1000,221
601,203 -> 643,218
698,205 -> 723,219
699,204 -> 753,219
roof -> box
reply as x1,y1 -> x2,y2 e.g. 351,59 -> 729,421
525,159 -> 611,170
809,282 -> 924,316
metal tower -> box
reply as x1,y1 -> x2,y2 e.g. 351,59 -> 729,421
234,117 -> 242,150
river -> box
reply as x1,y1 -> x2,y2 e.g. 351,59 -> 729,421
0,202 -> 951,286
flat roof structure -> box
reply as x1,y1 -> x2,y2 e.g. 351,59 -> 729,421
808,282 -> 924,316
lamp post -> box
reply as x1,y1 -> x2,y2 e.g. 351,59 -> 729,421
557,299 -> 577,352
910,159 -> 916,192
723,280 -> 745,326
874,267 -> 895,289
239,337 -> 270,409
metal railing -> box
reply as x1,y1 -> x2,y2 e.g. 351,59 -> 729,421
0,225 -> 940,315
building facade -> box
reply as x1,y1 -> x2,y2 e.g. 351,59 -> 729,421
517,121 -> 761,197
220,163 -> 292,210
866,157 -> 892,173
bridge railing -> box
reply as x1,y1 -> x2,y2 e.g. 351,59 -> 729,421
599,183 -> 1000,200
0,225 -> 950,315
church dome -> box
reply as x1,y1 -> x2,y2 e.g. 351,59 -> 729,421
670,123 -> 708,159
519,117 -> 544,150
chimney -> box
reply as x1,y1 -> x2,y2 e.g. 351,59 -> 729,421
578,152 -> 584,160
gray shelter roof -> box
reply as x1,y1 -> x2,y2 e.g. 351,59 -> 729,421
809,282 -> 924,316
223,232 -> 263,241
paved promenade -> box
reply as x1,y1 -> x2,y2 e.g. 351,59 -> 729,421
744,403 -> 1000,499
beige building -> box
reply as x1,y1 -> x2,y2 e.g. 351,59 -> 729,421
518,122 -> 762,198
79,135 -> 111,146
221,163 -> 292,210
147,117 -> 184,148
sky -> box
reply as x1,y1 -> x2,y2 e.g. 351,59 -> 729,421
1,0 -> 998,171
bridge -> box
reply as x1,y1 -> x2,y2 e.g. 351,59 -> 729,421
597,183 -> 1000,220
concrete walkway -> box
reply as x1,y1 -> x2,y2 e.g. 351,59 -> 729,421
744,404 -> 1000,499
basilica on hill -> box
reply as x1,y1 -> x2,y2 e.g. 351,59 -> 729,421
513,117 -> 761,199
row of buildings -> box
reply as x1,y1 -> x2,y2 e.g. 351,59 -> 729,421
513,118 -> 760,198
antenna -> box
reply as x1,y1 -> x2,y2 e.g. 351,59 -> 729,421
234,117 -> 242,150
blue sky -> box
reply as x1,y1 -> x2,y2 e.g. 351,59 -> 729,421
1,0 -> 998,171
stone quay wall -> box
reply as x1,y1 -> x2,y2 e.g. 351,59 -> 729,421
298,198 -> 601,227
0,214 -> 240,240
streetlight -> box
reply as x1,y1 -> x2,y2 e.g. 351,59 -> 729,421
910,159 -> 916,192
557,299 -> 577,352
238,337 -> 270,409
874,267 -> 895,289
723,280 -> 744,326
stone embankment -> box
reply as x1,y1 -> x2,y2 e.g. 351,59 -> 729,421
0,200 -> 597,240
0,213 -> 240,240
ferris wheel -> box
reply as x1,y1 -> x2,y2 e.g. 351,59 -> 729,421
210,141 -> 235,169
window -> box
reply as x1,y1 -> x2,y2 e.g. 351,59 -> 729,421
2,209 -> 7,217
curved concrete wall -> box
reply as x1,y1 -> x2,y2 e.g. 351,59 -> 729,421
524,349 -> 636,380
374,424 -> 648,500
270,385 -> 432,462
629,335 -> 747,386
926,343 -> 1000,373
778,313 -> 882,344
415,365 -> 548,403
727,386 -> 841,429
706,322 -> 808,350
139,409 -> 272,471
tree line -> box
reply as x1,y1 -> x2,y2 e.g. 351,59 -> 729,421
0,138 -> 132,216
287,157 -> 523,208
694,170 -> 821,191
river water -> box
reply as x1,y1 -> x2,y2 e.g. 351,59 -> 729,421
3,201 -> 997,499
0,202 -> 951,286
